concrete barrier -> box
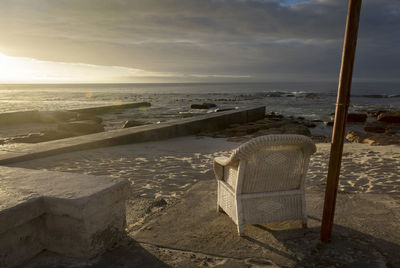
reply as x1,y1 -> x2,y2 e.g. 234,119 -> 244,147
0,106 -> 265,165
0,102 -> 151,125
0,166 -> 129,267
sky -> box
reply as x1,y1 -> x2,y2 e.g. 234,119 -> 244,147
0,0 -> 399,83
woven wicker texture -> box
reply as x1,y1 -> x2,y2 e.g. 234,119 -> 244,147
214,134 -> 316,235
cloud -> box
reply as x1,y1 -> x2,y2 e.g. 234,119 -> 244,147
0,0 -> 399,82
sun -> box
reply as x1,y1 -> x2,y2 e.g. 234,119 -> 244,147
0,52 -> 50,83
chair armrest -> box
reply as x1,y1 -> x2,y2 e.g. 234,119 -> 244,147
213,156 -> 230,181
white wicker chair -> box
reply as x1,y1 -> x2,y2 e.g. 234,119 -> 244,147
214,134 -> 316,236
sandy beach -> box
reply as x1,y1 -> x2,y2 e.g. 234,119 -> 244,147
7,135 -> 399,267
9,136 -> 400,199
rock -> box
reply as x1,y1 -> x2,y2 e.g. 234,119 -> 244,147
347,113 -> 367,123
190,103 -> 217,109
312,119 -> 323,123
58,121 -> 104,135
330,113 -> 367,123
366,110 -> 388,117
303,122 -> 317,128
122,120 -> 150,128
281,124 -> 311,136
215,108 -> 234,112
362,135 -> 400,146
346,131 -> 368,143
76,113 -> 103,124
364,123 -> 386,133
377,112 -> 400,123
324,121 -> 334,126
265,112 -> 284,120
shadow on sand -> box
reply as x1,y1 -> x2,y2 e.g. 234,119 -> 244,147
20,236 -> 170,268
242,216 -> 400,267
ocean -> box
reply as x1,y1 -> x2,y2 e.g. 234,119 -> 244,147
1,82 -> 399,125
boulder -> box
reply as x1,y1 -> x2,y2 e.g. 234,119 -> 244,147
281,124 -> 311,136
265,112 -> 284,120
377,112 -> 400,123
362,135 -> 400,146
58,121 -> 104,135
364,123 -> 386,133
190,103 -> 217,109
346,131 -> 368,143
122,120 -> 150,128
347,113 -> 367,123
215,108 -> 235,112
366,110 -> 387,117
330,113 -> 367,123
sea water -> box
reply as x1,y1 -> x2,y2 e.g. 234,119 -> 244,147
0,82 -> 399,123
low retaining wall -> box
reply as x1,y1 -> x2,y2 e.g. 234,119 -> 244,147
0,106 -> 265,165
0,102 -> 151,125
0,166 -> 129,267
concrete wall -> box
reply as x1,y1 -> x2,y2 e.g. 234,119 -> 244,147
0,106 -> 265,165
0,166 -> 129,267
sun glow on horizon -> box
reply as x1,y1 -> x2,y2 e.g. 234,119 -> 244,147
0,52 -> 254,83
0,52 -> 178,83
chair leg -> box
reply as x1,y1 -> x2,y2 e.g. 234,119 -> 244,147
237,224 -> 245,236
217,204 -> 223,213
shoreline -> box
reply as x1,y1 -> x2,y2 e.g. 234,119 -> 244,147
0,102 -> 399,146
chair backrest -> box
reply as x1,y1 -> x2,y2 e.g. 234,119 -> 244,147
229,135 -> 316,194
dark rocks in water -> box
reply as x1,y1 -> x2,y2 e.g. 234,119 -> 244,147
57,120 -> 104,135
206,115 -> 313,140
190,103 -> 217,109
215,108 -> 235,112
312,119 -> 323,123
265,92 -> 284,97
330,113 -> 367,123
347,113 -> 367,123
265,112 -> 284,121
280,123 -> 311,136
365,110 -> 388,117
364,123 -> 386,133
122,120 -> 150,128
324,121 -> 334,126
377,112 -> 400,123
303,122 -> 317,128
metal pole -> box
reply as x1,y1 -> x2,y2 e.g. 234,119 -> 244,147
320,0 -> 362,242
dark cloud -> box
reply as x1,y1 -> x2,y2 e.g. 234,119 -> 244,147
0,0 -> 399,81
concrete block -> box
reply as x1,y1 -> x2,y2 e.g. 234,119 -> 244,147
247,106 -> 266,122
0,166 -> 129,267
0,106 -> 266,165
